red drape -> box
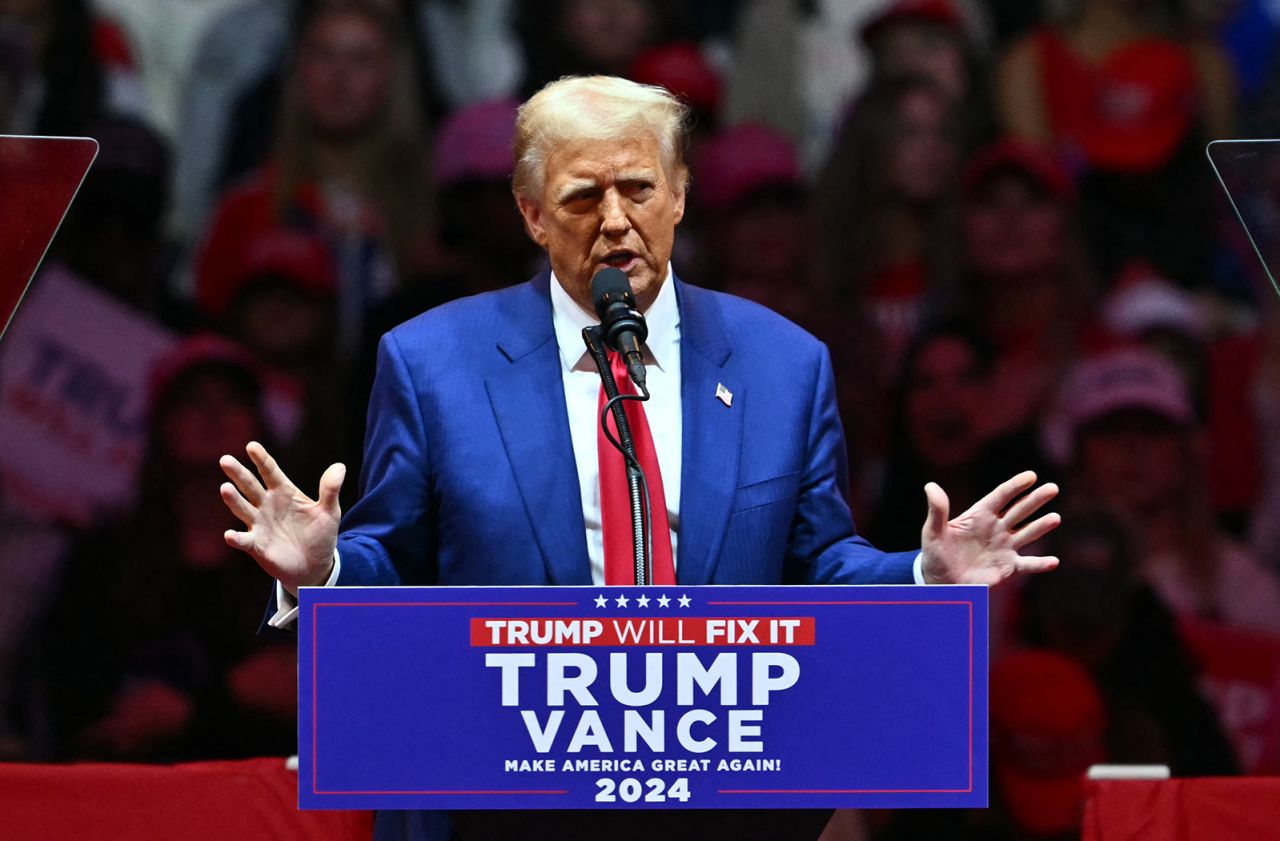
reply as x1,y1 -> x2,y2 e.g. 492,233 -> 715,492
0,757 -> 372,841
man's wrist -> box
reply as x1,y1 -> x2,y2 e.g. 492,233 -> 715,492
916,552 -> 945,585
284,552 -> 339,597
269,550 -> 341,629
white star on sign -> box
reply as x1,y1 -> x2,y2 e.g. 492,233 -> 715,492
678,594 -> 692,608
615,594 -> 630,608
657,595 -> 671,608
594,594 -> 608,608
635,595 -> 651,607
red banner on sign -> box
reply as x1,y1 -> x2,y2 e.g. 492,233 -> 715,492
470,617 -> 817,647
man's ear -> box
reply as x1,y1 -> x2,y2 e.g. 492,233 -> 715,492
515,191 -> 549,249
671,166 -> 688,227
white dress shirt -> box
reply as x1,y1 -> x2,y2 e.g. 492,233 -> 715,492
270,269 -> 924,626
550,268 -> 682,586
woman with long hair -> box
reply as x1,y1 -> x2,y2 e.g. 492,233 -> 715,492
809,76 -> 965,500
194,0 -> 434,357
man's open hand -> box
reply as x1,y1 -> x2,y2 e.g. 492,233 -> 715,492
219,441 -> 344,592
920,471 -> 1061,585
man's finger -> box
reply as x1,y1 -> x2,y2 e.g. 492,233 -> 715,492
1001,482 -> 1059,527
224,529 -> 256,555
922,482 -> 950,542
246,441 -> 291,490
220,482 -> 257,527
1015,554 -> 1060,574
219,455 -> 265,505
975,470 -> 1038,515
317,463 -> 346,516
1011,512 -> 1062,549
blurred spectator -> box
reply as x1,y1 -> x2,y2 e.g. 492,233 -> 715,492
172,0 -> 442,246
629,40 -> 724,138
90,0 -> 251,139
688,123 -> 810,322
1043,349 -> 1280,634
26,336 -> 296,761
1096,262 -> 1278,535
420,0 -> 522,109
221,228 -> 344,506
194,0 -> 434,356
868,322 -> 1048,552
44,116 -> 178,322
1020,509 -> 1240,775
224,228 -> 338,376
957,138 -> 1091,439
215,0 -> 442,198
859,0 -> 992,144
811,76 -> 965,494
429,98 -> 536,297
516,0 -> 688,97
0,491 -> 70,760
994,0 -> 1233,287
874,649 -> 1106,840
1101,263 -> 1210,364
0,0 -> 144,134
172,0 -> 296,244
814,76 -> 964,380
988,650 -> 1105,840
725,0 -> 988,172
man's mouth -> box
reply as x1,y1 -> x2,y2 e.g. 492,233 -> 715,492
600,250 -> 639,271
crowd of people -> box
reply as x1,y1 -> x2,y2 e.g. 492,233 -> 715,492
3,0 -> 1280,838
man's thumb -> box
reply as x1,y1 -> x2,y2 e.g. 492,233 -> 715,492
922,482 -> 950,542
318,463 -> 346,514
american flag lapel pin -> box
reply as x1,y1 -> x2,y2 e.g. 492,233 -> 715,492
715,382 -> 733,407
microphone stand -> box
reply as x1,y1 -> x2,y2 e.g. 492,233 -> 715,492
582,326 -> 650,586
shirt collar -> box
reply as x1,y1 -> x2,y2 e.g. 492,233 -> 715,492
549,265 -> 680,373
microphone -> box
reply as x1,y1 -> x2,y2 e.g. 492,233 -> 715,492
591,268 -> 648,389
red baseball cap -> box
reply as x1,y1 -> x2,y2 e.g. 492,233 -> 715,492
629,42 -> 723,117
991,650 -> 1105,836
861,0 -> 964,47
1041,348 -> 1195,465
691,123 -> 801,212
963,138 -> 1075,202
148,333 -> 261,407
433,98 -> 519,188
232,228 -> 336,300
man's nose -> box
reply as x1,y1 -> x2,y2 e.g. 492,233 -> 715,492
600,190 -> 630,236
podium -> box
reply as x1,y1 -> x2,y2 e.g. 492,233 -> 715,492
298,584 -> 988,840
0,136 -> 98,338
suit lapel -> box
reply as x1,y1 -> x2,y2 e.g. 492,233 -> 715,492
485,274 -> 592,585
675,280 -> 741,585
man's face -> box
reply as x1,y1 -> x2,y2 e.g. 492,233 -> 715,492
516,132 -> 685,312
1076,409 -> 1189,518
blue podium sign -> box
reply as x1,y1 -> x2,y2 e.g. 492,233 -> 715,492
297,585 -> 987,811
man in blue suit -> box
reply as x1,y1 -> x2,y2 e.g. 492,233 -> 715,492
216,72 -> 1059,841
217,74 -> 1059,614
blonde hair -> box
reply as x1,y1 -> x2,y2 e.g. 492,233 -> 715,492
513,75 -> 690,198
272,1 -> 433,276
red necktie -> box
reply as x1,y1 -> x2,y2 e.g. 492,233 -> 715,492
598,351 -> 675,585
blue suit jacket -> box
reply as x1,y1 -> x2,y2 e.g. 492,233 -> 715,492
334,271 -> 916,588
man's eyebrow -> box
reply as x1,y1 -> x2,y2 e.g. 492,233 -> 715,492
554,179 -> 600,202
615,169 -> 659,184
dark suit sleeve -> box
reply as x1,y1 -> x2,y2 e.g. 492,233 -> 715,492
333,331 -> 438,586
785,344 -> 918,585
